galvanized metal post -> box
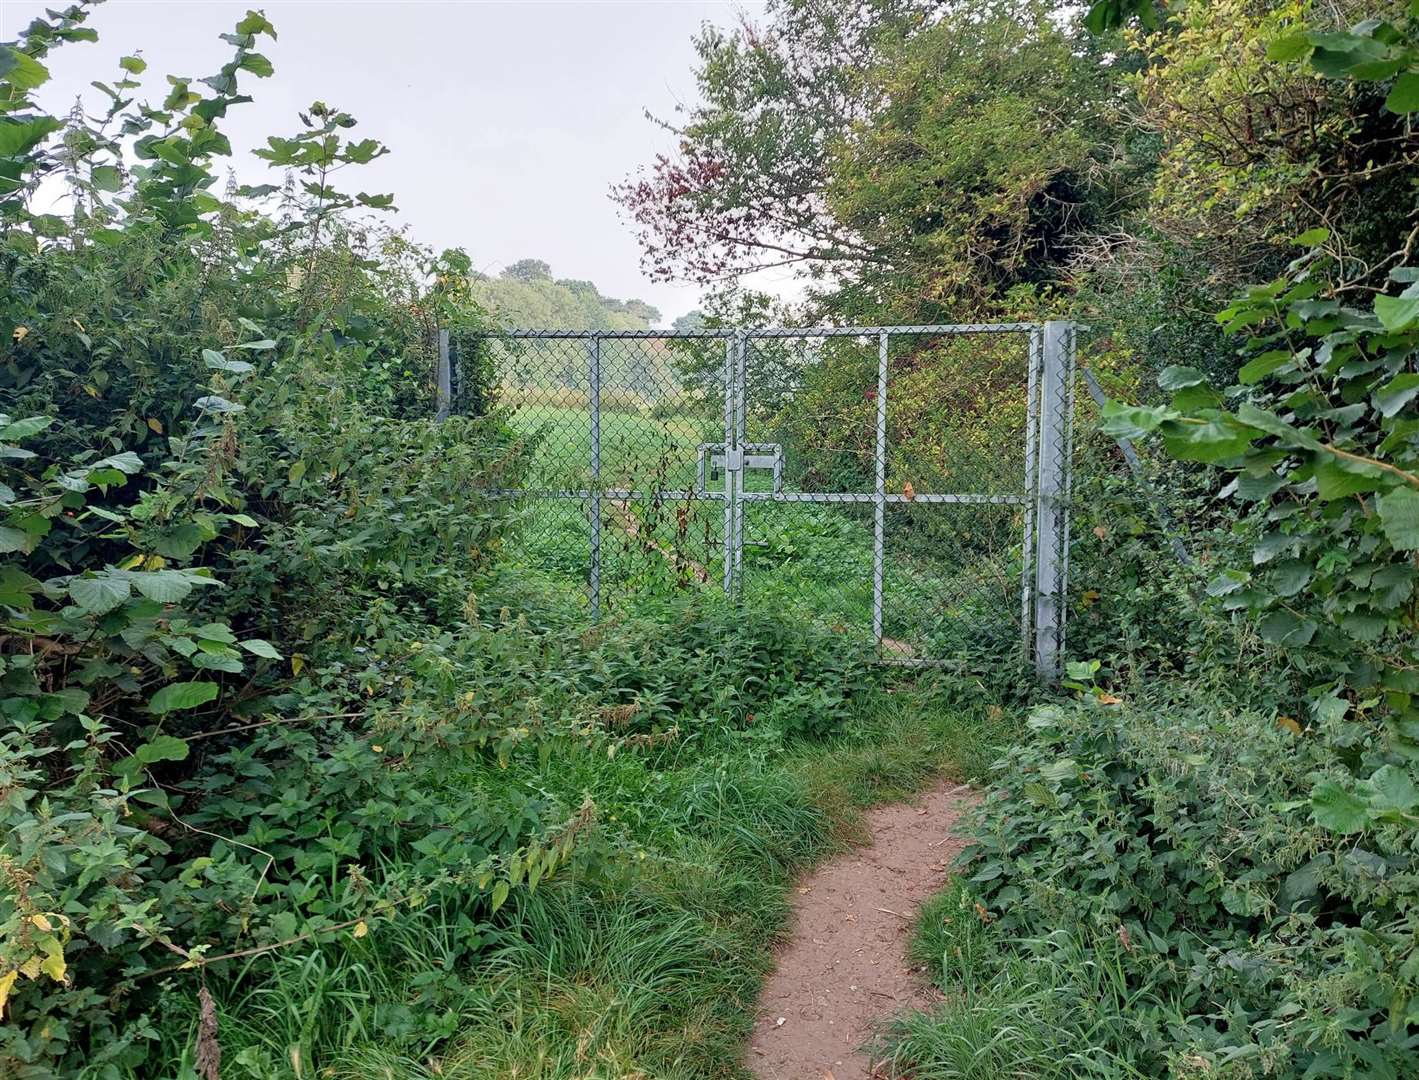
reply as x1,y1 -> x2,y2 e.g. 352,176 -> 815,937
872,331 -> 889,644
435,328 -> 451,422
589,334 -> 602,620
1033,321 -> 1071,680
722,337 -> 735,597
732,331 -> 746,592
1020,327 -> 1041,661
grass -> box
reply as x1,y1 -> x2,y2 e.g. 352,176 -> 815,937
872,885 -> 1162,1080
149,646 -> 1017,1080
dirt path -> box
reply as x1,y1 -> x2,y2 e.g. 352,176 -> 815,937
746,782 -> 973,1080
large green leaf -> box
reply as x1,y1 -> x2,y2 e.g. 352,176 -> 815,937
69,574 -> 132,615
1311,781 -> 1369,833
148,680 -> 219,714
0,415 -> 53,441
1160,418 -> 1254,463
129,570 -> 221,604
1314,454 -> 1383,500
1385,71 -> 1419,113
1237,349 -> 1294,385
1235,403 -> 1323,452
1158,365 -> 1206,391
1375,293 -> 1419,332
1367,764 -> 1419,816
1259,609 -> 1317,646
134,734 -> 190,765
1374,373 -> 1419,418
0,47 -> 51,92
1377,488 -> 1419,550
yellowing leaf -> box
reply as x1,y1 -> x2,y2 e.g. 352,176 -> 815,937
352,920 -> 368,939
30,914 -> 52,932
1097,692 -> 1123,705
12,325 -> 29,342
39,941 -> 66,984
0,970 -> 17,1017
1277,715 -> 1302,735
147,417 -> 163,434
291,654 -> 305,676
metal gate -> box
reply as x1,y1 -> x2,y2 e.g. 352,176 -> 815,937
461,322 -> 1075,678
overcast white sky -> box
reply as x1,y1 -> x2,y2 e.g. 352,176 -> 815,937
1,0 -> 794,326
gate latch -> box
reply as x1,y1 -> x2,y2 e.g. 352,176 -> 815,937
697,443 -> 784,494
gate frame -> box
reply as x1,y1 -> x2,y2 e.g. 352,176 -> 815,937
459,321 -> 1078,680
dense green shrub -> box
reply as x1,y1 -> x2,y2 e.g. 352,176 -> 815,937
929,694 -> 1419,1076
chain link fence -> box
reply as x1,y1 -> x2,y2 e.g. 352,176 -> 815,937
447,324 -> 1078,676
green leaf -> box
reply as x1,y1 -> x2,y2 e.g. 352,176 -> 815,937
1374,373 -> 1419,418
119,55 -> 146,75
1267,33 -> 1313,61
1259,609 -> 1317,646
1375,293 -> 1419,331
1270,559 -> 1312,598
1238,350 -> 1294,385
1367,764 -> 1419,815
240,638 -> 281,659
0,115 -> 62,160
238,52 -> 274,78
1312,781 -> 1370,833
135,734 -> 190,765
1158,365 -> 1206,391
148,680 -> 219,714
1314,453 -> 1382,500
69,574 -> 132,615
91,451 -> 143,474
90,165 -> 122,192
0,525 -> 29,553
130,570 -> 220,603
490,880 -> 510,913
0,47 -> 50,92
1235,403 -> 1323,452
1290,227 -> 1330,246
1385,72 -> 1419,113
204,354 -> 254,374
0,416 -> 53,441
236,11 -> 278,36
1099,400 -> 1175,439
1377,488 -> 1419,550
1160,418 -> 1254,463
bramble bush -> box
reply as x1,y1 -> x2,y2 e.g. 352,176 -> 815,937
0,6 -> 588,1074
885,8 -> 1419,1077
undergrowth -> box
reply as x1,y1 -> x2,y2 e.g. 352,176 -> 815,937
137,591 -> 1014,1078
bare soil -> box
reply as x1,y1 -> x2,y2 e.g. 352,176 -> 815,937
746,782 -> 973,1080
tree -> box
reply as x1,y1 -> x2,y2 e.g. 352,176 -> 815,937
501,257 -> 551,282
615,0 -> 1133,322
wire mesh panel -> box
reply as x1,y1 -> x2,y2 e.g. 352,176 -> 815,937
473,331 -> 730,616
464,324 -> 1076,674
735,328 -> 1040,665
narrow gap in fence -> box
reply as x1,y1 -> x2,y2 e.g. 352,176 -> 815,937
1078,366 -> 1195,570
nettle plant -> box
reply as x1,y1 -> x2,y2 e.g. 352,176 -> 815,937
1101,7 -> 1419,834
1103,239 -> 1419,828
